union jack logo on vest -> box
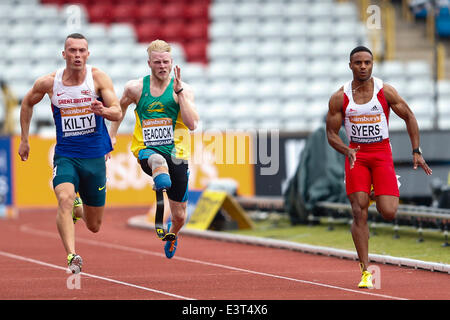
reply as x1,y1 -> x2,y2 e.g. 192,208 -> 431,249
81,89 -> 91,95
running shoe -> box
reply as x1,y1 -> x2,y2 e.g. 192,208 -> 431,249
164,236 -> 178,259
67,253 -> 83,274
161,220 -> 176,241
72,196 -> 82,224
358,270 -> 373,289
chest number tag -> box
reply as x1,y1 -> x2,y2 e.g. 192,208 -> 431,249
60,106 -> 96,137
142,118 -> 174,147
349,114 -> 383,143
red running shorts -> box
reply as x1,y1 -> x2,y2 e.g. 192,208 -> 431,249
345,139 -> 400,197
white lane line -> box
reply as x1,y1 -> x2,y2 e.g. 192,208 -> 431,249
20,224 -> 408,300
0,250 -> 194,300
173,255 -> 408,300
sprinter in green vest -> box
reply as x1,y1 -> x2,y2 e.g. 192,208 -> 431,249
110,39 -> 199,258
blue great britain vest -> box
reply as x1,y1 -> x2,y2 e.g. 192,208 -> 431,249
50,65 -> 112,158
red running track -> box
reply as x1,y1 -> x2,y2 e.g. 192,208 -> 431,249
0,208 -> 449,300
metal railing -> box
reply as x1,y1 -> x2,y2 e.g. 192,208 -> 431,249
317,201 -> 450,220
316,201 -> 450,246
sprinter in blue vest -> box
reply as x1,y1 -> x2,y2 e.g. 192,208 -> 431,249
18,33 -> 122,274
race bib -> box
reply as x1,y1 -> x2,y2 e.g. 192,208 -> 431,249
349,114 -> 383,144
60,106 -> 96,137
142,118 -> 174,147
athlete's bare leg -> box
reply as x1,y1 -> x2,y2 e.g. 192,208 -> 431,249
348,191 -> 370,271
70,197 -> 104,233
82,205 -> 105,233
168,199 -> 187,235
55,183 -> 77,255
375,195 -> 398,221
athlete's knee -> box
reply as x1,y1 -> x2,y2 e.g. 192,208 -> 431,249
350,202 -> 362,217
88,225 -> 101,233
148,153 -> 168,171
87,220 -> 102,233
57,191 -> 76,212
379,207 -> 396,221
376,200 -> 398,221
148,153 -> 172,191
83,206 -> 104,233
351,206 -> 368,226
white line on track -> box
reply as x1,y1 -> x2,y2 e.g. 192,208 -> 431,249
20,224 -> 408,300
0,249 -> 194,300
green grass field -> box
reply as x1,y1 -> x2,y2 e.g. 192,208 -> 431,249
230,214 -> 450,264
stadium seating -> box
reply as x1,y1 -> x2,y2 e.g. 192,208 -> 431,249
409,0 -> 450,37
87,4 -> 112,24
110,4 -> 138,24
0,0 -> 441,135
136,3 -> 162,24
43,0 -> 210,62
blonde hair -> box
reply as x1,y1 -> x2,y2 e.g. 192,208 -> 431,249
147,39 -> 171,56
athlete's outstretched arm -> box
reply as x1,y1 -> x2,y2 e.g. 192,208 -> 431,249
91,68 -> 122,121
18,74 -> 53,161
384,84 -> 420,148
326,89 -> 359,168
173,65 -> 199,131
384,83 -> 432,175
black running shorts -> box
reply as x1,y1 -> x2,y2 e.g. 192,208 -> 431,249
138,148 -> 189,202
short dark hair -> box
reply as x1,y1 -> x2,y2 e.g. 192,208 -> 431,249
350,46 -> 373,61
66,33 -> 87,41
64,33 -> 88,49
